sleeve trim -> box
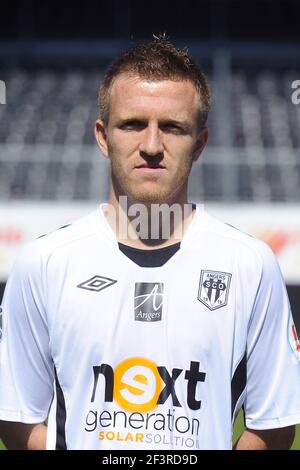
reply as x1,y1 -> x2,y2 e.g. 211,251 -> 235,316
246,412 -> 300,430
0,408 -> 47,423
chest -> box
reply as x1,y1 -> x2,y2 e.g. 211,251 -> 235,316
46,259 -> 245,370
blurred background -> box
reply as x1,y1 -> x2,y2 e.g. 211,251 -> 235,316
0,0 -> 299,448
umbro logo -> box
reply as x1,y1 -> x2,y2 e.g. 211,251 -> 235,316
77,275 -> 117,292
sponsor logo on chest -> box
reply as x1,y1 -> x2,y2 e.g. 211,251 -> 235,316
134,282 -> 164,322
288,309 -> 300,362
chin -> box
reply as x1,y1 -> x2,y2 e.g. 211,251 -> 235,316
129,190 -> 172,205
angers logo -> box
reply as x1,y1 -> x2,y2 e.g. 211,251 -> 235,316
134,283 -> 164,322
198,270 -> 232,311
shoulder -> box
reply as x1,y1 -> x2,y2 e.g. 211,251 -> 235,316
201,211 -> 280,276
12,209 -> 102,273
37,210 -> 99,248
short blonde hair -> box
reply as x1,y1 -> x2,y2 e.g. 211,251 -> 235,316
99,35 -> 210,128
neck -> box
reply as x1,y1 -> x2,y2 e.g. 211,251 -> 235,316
103,184 -> 195,249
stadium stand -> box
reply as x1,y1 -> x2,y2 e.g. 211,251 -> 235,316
0,64 -> 299,202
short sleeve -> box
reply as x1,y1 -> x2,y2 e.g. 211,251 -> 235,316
0,242 -> 54,423
244,243 -> 300,430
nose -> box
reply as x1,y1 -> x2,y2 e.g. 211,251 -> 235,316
139,123 -> 164,157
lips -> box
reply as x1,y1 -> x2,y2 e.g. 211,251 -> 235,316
134,164 -> 166,170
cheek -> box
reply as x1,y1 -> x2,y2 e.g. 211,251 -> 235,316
170,152 -> 194,184
175,159 -> 193,180
169,143 -> 194,171
107,143 -> 126,169
165,136 -> 194,159
107,135 -> 138,166
108,142 -> 133,181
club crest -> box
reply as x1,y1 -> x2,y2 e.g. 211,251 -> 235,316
198,270 -> 232,311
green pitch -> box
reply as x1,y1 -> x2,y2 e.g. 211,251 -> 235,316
0,413 -> 299,449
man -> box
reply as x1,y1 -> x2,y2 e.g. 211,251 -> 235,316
0,36 -> 300,450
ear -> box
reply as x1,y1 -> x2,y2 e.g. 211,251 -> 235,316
95,119 -> 109,159
192,127 -> 208,162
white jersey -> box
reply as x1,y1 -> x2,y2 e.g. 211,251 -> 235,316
0,205 -> 300,450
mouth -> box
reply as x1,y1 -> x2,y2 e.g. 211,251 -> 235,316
134,163 -> 166,173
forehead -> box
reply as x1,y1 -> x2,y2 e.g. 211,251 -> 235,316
108,76 -> 200,121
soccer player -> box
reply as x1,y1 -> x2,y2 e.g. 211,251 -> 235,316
0,36 -> 300,450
